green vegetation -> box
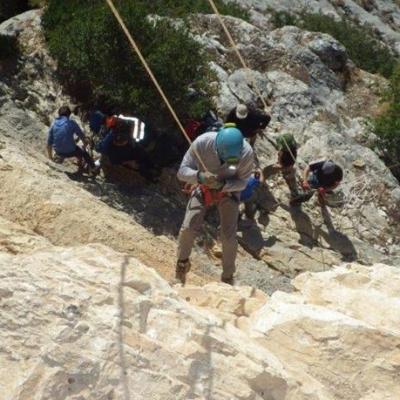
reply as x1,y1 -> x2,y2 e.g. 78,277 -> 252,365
271,11 -> 397,78
42,0 -> 247,127
371,66 -> 400,180
141,0 -> 249,20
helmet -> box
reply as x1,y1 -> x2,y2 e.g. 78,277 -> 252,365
216,126 -> 244,164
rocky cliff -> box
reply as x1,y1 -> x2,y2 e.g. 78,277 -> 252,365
1,216 -> 400,399
0,3 -> 400,399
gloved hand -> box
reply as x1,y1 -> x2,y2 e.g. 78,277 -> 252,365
302,180 -> 311,190
198,171 -> 224,190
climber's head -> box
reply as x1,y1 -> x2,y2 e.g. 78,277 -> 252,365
58,105 -> 71,118
216,124 -> 244,165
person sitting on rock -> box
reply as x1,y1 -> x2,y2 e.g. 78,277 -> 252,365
176,125 -> 254,286
300,159 -> 344,206
225,103 -> 271,147
95,114 -> 158,182
47,105 -> 97,174
262,133 -> 299,200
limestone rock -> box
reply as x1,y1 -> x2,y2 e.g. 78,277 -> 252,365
1,219 -> 399,400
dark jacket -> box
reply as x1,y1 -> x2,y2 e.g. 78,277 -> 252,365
225,107 -> 271,138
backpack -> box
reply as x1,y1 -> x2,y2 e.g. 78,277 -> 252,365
89,111 -> 106,134
276,133 -> 297,152
240,174 -> 261,202
184,110 -> 222,141
184,119 -> 202,141
112,118 -> 132,145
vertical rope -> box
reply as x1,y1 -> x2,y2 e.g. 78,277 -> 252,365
105,0 -> 209,172
206,0 -> 297,164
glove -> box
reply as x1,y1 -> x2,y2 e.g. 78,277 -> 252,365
302,180 -> 311,190
198,171 -> 224,190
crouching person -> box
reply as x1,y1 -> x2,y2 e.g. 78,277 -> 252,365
47,106 -> 96,174
176,125 -> 254,285
95,115 -> 158,182
301,159 -> 343,206
263,132 -> 299,201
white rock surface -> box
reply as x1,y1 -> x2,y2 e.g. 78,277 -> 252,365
1,216 -> 399,399
236,0 -> 400,54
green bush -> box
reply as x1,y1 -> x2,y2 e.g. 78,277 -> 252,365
43,0 -> 226,128
142,0 -> 249,20
0,34 -> 18,60
372,66 -> 400,180
271,11 -> 397,78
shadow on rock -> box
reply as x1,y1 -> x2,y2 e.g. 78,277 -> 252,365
284,205 -> 318,248
318,206 -> 358,262
238,220 -> 278,259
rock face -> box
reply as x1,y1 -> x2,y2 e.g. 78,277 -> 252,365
240,0 -> 400,54
189,11 -> 400,275
1,215 -> 399,399
1,6 -> 400,400
0,8 -> 400,284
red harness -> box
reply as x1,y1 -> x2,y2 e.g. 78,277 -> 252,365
182,183 -> 226,207
199,184 -> 226,207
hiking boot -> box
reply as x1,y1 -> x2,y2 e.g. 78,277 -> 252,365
88,165 -> 101,177
221,275 -> 235,286
289,191 -> 314,206
175,259 -> 191,285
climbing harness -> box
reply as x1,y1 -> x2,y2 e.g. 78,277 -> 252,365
199,184 -> 227,207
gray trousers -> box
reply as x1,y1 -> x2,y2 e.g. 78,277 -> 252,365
177,189 -> 239,279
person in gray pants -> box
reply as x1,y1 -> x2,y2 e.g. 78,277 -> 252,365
176,125 -> 254,285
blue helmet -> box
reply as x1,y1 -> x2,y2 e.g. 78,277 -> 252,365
215,125 -> 244,164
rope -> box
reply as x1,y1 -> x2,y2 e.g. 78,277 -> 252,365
206,0 -> 297,165
105,0 -> 209,172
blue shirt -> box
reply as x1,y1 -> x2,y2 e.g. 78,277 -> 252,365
47,116 -> 84,154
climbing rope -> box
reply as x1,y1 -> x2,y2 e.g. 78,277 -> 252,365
105,0 -> 209,172
206,0 -> 297,165
105,0 -> 215,284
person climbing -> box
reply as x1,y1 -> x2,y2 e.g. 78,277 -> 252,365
176,125 -> 254,285
225,103 -> 271,146
47,105 -> 97,174
95,114 -> 159,181
299,159 -> 344,206
262,133 -> 300,201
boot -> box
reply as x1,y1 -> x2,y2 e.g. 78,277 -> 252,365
221,275 -> 235,286
289,190 -> 314,206
175,259 -> 191,285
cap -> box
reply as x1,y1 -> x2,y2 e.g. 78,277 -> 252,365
235,104 -> 248,119
322,160 -> 336,174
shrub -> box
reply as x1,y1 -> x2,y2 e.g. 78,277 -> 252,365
372,66 -> 400,180
42,0 -> 223,128
142,0 -> 249,20
271,11 -> 397,78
